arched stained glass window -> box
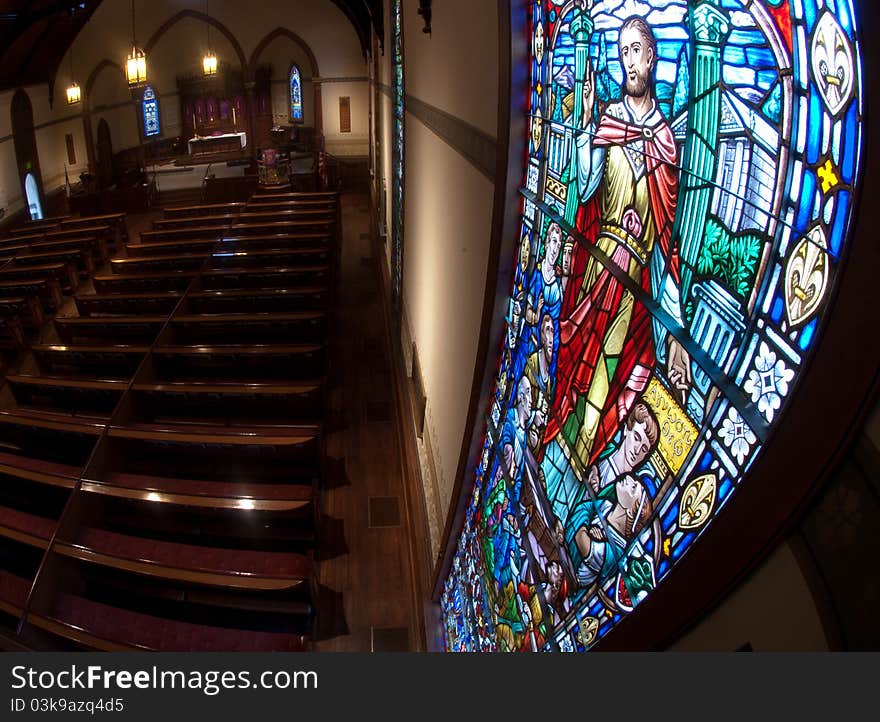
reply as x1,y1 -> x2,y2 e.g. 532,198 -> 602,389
289,65 -> 303,123
441,0 -> 864,653
142,85 -> 160,138
24,173 -> 42,221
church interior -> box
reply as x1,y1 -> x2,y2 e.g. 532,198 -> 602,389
0,0 -> 877,652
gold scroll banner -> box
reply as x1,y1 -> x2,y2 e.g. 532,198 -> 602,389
642,376 -> 698,475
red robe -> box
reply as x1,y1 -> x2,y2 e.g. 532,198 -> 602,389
544,109 -> 680,466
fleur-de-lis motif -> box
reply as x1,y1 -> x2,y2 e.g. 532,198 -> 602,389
785,225 -> 829,327
534,21 -> 544,66
531,108 -> 543,153
811,12 -> 855,117
577,616 -> 599,648
679,473 -> 718,530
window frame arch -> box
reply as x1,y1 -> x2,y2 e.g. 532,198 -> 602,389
288,63 -> 304,124
142,85 -> 160,138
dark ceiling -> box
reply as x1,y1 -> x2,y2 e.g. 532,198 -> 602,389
0,0 -> 383,97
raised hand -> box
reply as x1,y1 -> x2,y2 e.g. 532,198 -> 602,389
667,337 -> 692,405
582,66 -> 596,128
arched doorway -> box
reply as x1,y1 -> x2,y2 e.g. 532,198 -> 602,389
24,173 -> 42,220
96,118 -> 113,189
11,88 -> 45,220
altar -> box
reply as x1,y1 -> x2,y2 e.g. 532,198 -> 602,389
187,131 -> 247,156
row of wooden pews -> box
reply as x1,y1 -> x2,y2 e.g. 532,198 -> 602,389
0,191 -> 340,651
0,214 -> 125,350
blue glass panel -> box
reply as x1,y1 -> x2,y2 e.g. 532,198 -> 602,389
831,190 -> 850,255
289,65 -> 303,122
842,103 -> 858,183
142,86 -> 160,137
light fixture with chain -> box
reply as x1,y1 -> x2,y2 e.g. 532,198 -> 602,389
66,43 -> 81,105
125,0 -> 147,87
202,0 -> 217,76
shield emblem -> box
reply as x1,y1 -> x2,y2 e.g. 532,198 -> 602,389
534,21 -> 544,66
811,12 -> 855,117
785,225 -> 830,327
531,107 -> 543,153
679,473 -> 718,531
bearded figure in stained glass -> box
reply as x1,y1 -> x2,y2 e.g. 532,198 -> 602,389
544,16 -> 691,476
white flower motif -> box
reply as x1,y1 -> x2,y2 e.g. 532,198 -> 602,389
744,342 -> 795,423
719,407 -> 757,466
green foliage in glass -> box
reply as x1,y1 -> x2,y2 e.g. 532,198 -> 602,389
696,218 -> 763,300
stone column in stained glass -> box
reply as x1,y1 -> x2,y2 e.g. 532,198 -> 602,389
675,1 -> 730,306
564,5 -> 593,226
687,279 -> 745,423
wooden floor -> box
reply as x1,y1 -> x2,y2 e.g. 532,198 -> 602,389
316,193 -> 417,651
0,192 -> 420,652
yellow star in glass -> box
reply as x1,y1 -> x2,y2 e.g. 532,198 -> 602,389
818,159 -> 840,194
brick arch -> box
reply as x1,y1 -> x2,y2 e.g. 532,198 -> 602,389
249,27 -> 320,79
145,9 -> 248,74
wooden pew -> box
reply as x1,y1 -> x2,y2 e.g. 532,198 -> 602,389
13,247 -> 94,276
0,449 -> 80,489
0,295 -> 44,329
246,199 -> 338,213
29,236 -> 108,266
152,343 -> 326,381
28,593 -> 311,651
0,261 -> 78,293
236,208 -> 335,223
132,380 -> 324,424
164,202 -> 247,219
93,270 -> 195,294
228,219 -> 333,236
0,278 -> 63,311
187,286 -> 329,314
75,291 -> 182,317
6,375 -> 126,418
125,238 -> 218,257
250,191 -> 339,202
61,213 -> 127,246
32,344 -> 148,379
217,233 -> 331,250
0,568 -> 31,618
7,217 -> 67,235
0,409 -> 103,468
54,316 -> 166,344
209,247 -> 330,269
43,226 -> 110,262
140,227 -> 225,244
201,265 -> 330,290
153,215 -> 237,231
104,423 -> 322,499
0,505 -> 55,549
169,311 -> 327,344
56,525 -> 315,592
0,315 -> 25,351
0,242 -> 30,258
110,253 -> 206,275
82,469 -> 315,513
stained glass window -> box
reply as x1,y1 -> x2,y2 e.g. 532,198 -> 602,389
441,0 -> 864,652
289,64 -> 303,123
391,0 -> 405,302
142,86 -> 160,138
